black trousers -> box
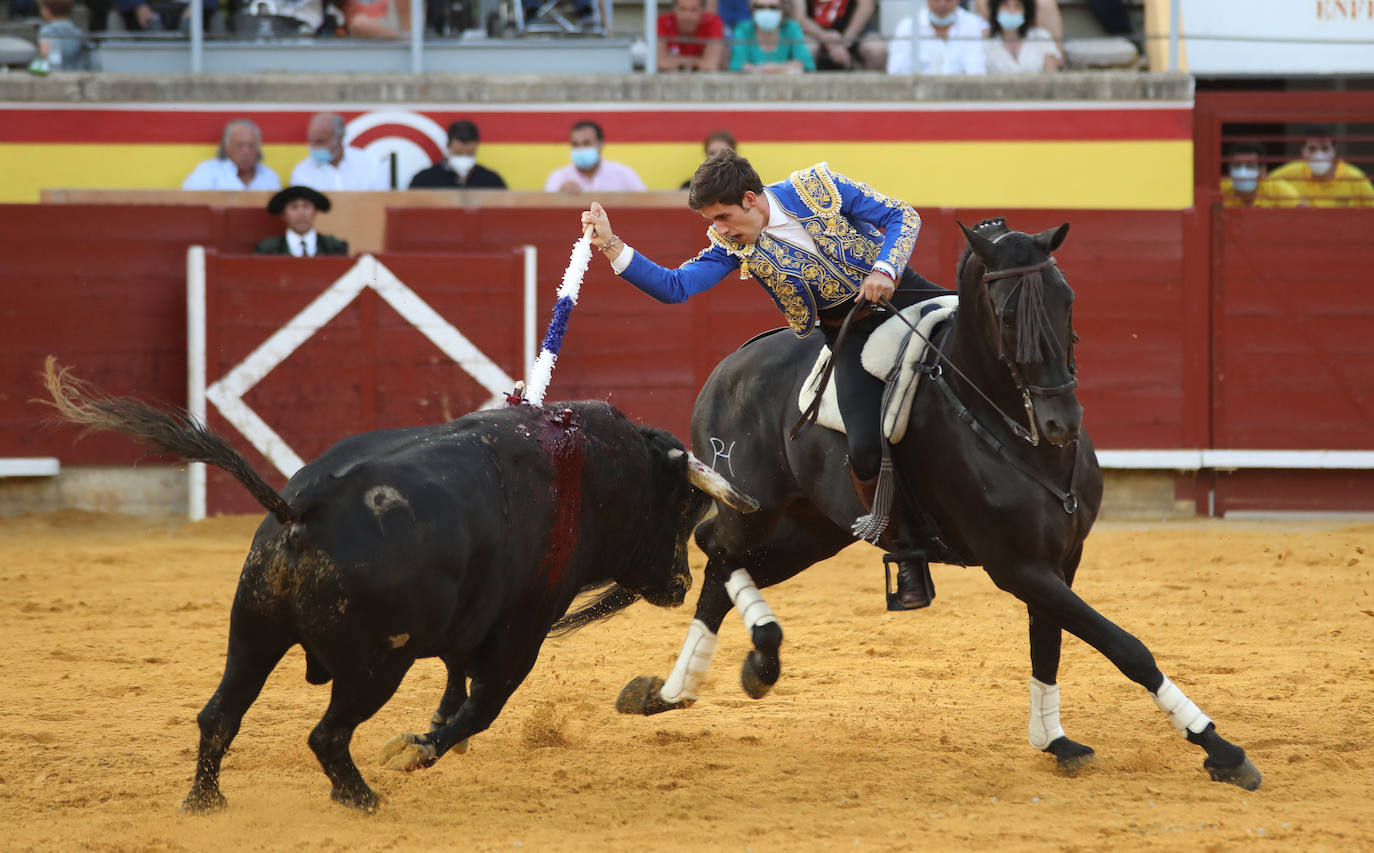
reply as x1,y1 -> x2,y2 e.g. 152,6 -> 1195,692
817,268 -> 950,481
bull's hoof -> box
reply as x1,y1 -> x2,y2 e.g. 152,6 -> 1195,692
1045,737 -> 1097,775
380,733 -> 438,772
615,676 -> 691,715
330,785 -> 380,813
179,786 -> 227,815
740,650 -> 779,700
1206,755 -> 1262,791
427,713 -> 470,753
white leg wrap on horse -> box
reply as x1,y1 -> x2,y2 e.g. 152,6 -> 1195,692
1027,677 -> 1066,750
724,569 -> 778,631
1152,675 -> 1213,736
659,619 -> 718,704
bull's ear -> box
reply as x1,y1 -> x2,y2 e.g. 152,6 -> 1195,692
958,220 -> 998,265
1033,222 -> 1070,252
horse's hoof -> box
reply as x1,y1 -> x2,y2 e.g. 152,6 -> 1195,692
380,733 -> 437,772
1206,755 -> 1262,791
1045,737 -> 1097,775
740,650 -> 779,700
330,785 -> 380,813
615,676 -> 691,715
179,786 -> 227,815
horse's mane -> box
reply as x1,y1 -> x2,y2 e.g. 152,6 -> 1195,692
956,218 -> 1061,365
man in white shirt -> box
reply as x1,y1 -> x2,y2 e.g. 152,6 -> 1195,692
544,120 -> 648,193
182,119 -> 282,191
886,0 -> 987,75
289,113 -> 389,192
254,186 -> 349,257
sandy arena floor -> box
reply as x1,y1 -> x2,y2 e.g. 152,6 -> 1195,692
0,511 -> 1371,852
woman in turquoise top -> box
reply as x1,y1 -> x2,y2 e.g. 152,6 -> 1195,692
730,0 -> 815,72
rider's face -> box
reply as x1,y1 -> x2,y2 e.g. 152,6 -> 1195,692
699,191 -> 766,243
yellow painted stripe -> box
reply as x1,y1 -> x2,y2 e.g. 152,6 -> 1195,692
0,140 -> 1192,210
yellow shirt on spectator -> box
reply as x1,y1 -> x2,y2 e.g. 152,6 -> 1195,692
1268,159 -> 1374,207
1220,176 -> 1303,208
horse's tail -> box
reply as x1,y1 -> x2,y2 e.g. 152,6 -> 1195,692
41,357 -> 299,525
547,583 -> 641,638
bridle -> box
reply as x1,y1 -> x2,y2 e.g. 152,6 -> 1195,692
982,256 -> 1079,447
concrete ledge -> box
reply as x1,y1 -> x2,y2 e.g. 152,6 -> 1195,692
0,70 -> 1194,105
0,466 -> 187,517
1097,449 -> 1374,471
0,458 -> 60,478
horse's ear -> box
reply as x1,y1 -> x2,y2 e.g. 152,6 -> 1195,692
957,220 -> 998,264
1034,222 -> 1070,252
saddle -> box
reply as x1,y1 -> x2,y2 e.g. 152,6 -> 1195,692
797,295 -> 958,442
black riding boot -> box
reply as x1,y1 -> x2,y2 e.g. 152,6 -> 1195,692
849,468 -> 935,610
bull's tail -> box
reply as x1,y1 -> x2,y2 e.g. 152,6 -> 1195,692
548,583 -> 640,638
42,357 -> 299,525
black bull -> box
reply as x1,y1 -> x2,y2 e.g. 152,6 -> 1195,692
616,220 -> 1262,792
43,359 -> 755,813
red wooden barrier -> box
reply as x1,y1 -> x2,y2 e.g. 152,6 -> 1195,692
0,204 -> 217,463
201,251 -> 527,515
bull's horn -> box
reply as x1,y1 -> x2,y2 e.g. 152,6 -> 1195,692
671,449 -> 760,513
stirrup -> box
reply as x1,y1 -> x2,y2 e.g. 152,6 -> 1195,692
883,551 -> 935,611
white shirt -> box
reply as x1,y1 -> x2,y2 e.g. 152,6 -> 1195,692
612,189 -> 896,279
985,26 -> 1062,74
289,146 -> 388,192
286,229 -> 319,257
886,8 -> 988,75
181,158 -> 282,191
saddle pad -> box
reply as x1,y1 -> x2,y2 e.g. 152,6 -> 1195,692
797,295 -> 958,443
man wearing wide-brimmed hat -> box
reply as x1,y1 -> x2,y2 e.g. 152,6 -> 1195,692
255,186 -> 349,257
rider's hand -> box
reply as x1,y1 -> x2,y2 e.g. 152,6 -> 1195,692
856,269 -> 895,304
579,202 -> 615,250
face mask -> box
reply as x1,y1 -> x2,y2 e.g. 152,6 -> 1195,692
309,146 -> 333,165
570,146 -> 600,170
1307,154 -> 1334,177
1229,164 -> 1259,194
997,11 -> 1025,31
448,154 -> 476,177
753,8 -> 782,30
929,9 -> 957,27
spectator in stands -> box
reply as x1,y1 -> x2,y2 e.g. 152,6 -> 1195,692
409,120 -> 508,189
182,119 -> 282,192
544,120 -> 647,193
984,0 -> 1063,73
659,0 -> 726,72
682,129 -> 738,187
1220,142 -> 1301,209
789,0 -> 885,71
522,0 -> 596,29
255,186 -> 349,257
1270,129 -> 1374,208
708,0 -> 751,34
26,0 -> 94,73
886,0 -> 987,75
730,0 -> 814,74
345,0 -> 411,38
290,113 -> 389,192
259,0 -> 336,36
974,0 -> 1061,47
114,0 -> 217,32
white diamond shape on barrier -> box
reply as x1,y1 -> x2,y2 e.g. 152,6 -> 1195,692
205,254 -> 517,479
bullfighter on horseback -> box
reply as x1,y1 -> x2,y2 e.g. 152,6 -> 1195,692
581,148 -> 947,609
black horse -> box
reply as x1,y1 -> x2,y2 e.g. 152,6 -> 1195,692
616,219 -> 1261,790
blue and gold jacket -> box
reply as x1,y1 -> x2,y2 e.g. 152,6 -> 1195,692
619,162 -> 921,337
